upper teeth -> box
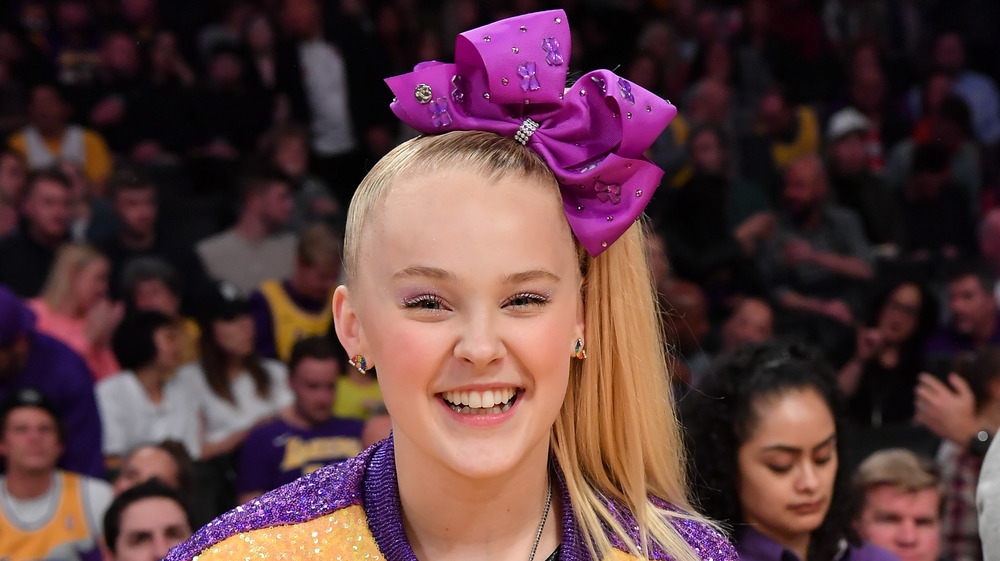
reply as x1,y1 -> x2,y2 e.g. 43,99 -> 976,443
442,388 -> 517,409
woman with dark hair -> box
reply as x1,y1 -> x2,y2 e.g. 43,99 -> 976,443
682,340 -> 896,561
838,278 -> 938,429
174,282 -> 292,461
98,311 -> 198,470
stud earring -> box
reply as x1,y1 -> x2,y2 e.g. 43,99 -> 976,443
573,339 -> 587,360
348,355 -> 368,373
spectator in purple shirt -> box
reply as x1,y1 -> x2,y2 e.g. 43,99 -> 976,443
926,264 -> 1000,358
682,340 -> 898,561
235,336 -> 362,504
0,285 -> 103,478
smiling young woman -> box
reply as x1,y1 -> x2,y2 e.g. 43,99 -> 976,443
166,9 -> 735,561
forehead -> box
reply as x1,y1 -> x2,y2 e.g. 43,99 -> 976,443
360,168 -> 575,282
866,485 -> 940,513
120,497 -> 187,531
950,275 -> 985,293
4,406 -> 57,428
746,389 -> 835,446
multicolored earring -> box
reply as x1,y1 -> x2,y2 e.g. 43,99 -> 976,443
348,355 -> 368,373
573,339 -> 587,360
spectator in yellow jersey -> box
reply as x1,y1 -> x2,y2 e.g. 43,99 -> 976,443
247,223 -> 340,362
0,388 -> 112,561
7,84 -> 112,191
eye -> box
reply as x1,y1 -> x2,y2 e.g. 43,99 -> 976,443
503,292 -> 549,308
766,464 -> 793,474
814,455 -> 833,466
403,294 -> 445,310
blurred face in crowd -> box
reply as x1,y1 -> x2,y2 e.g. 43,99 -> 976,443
981,211 -> 1000,268
0,152 -> 27,203
28,86 -> 70,134
208,52 -> 243,89
113,446 -> 181,496
55,0 -> 91,33
829,132 -> 867,177
152,324 -> 182,372
0,338 -> 29,381
114,186 -> 157,237
110,496 -> 192,561
851,67 -> 886,113
212,315 -> 255,359
291,357 -> 338,425
245,13 -> 275,54
855,485 -> 941,561
295,258 -> 339,302
758,93 -> 793,138
721,298 -> 773,351
281,0 -> 321,37
273,135 -> 309,179
932,33 -> 965,75
783,158 -> 827,220
947,275 -> 996,336
690,79 -> 730,125
644,233 -> 670,288
662,282 -> 709,353
132,278 -> 181,318
626,55 -> 659,93
257,182 -> 294,231
149,31 -> 180,74
737,388 -> 837,546
704,41 -> 733,83
23,178 -> 71,240
691,129 -> 726,175
877,283 -> 922,344
101,33 -> 139,79
72,257 -> 110,311
0,407 -> 63,474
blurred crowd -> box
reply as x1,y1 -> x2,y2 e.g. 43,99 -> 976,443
0,0 -> 1000,560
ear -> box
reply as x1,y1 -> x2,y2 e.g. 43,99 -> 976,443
332,285 -> 365,357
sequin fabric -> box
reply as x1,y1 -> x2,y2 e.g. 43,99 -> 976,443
165,437 -> 736,561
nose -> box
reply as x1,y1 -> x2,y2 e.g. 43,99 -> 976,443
453,307 -> 505,368
794,462 -> 820,494
153,535 -> 172,560
896,519 -> 918,547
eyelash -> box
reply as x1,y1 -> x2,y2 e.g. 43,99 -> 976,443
767,455 -> 833,474
402,292 -> 549,310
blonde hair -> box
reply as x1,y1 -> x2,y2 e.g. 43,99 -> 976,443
39,243 -> 107,314
344,130 -> 707,561
852,448 -> 942,516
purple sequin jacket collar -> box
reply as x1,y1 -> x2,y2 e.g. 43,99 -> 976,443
166,437 -> 735,560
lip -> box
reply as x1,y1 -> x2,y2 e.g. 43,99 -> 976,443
788,500 -> 825,515
437,388 -> 522,428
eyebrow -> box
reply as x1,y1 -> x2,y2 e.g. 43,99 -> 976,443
761,433 -> 836,454
391,267 -> 560,284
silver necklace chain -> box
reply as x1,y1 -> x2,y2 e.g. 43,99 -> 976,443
527,480 -> 553,561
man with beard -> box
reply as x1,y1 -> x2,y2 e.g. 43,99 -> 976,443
926,264 -> 1000,356
196,170 -> 297,294
757,154 -> 872,332
0,286 -> 103,477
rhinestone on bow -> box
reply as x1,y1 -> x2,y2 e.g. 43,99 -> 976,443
414,83 -> 433,104
595,180 -> 622,205
517,61 -> 541,91
591,75 -> 607,95
515,117 -> 540,145
618,77 -> 635,104
451,75 -> 467,106
429,98 -> 452,127
541,37 -> 564,66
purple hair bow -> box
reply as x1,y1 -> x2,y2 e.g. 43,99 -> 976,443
385,9 -> 677,256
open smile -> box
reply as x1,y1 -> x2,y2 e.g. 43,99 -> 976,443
439,388 -> 522,415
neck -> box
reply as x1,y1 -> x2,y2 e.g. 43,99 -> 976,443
227,356 -> 246,378
282,406 -> 324,430
394,432 -> 560,561
133,365 -> 166,402
975,312 -> 998,348
233,212 -> 269,241
754,526 -> 810,561
118,228 -> 155,250
26,223 -> 65,250
5,469 -> 55,500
